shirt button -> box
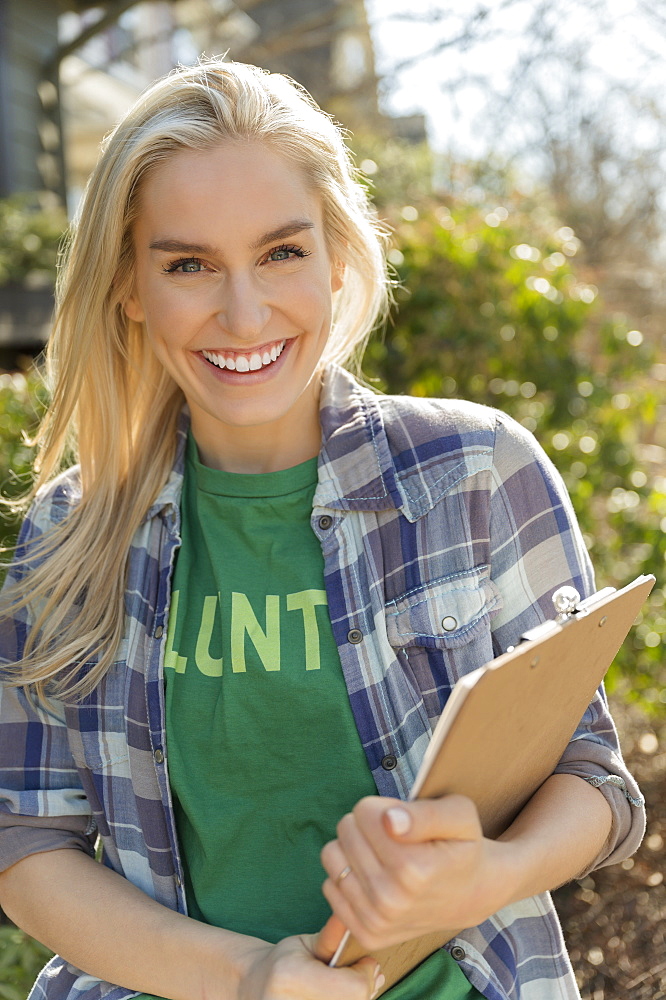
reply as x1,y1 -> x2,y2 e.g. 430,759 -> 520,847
318,515 -> 333,530
154,625 -> 164,638
153,748 -> 164,764
347,628 -> 363,644
381,754 -> 398,770
441,616 -> 457,632
451,946 -> 466,961
175,873 -> 183,888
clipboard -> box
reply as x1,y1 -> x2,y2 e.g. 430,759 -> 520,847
317,574 -> 655,993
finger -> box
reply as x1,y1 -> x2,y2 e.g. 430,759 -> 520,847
382,794 -> 483,844
322,807 -> 390,903
351,956 -> 383,999
342,797 -> 414,871
335,810 -> 386,893
322,841 -> 414,951
312,914 -> 348,962
320,836 -> 376,934
320,836 -> 350,883
321,864 -> 378,942
298,935 -> 382,998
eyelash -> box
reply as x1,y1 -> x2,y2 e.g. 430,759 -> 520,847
161,243 -> 311,274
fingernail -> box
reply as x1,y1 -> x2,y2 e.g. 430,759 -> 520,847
386,806 -> 411,835
371,972 -> 386,997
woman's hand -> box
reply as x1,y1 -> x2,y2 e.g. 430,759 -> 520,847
236,934 -> 384,1000
320,794 -> 511,952
320,777 -> 614,954
0,848 -> 385,1000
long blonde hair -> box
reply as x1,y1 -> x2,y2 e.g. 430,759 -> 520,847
1,59 -> 390,700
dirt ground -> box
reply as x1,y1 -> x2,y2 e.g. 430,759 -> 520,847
553,695 -> 666,1000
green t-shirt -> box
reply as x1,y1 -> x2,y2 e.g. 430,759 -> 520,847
136,435 -> 483,999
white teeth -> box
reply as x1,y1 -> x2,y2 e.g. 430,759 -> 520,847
202,349 -> 225,368
202,340 -> 286,372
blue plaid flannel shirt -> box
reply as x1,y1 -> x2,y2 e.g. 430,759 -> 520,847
0,366 -> 645,1000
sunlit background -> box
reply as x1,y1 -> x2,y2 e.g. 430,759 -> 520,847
0,3 -> 664,998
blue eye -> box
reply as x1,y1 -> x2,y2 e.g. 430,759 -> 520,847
163,257 -> 205,274
266,244 -> 310,263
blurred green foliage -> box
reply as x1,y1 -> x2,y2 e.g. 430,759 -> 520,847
0,165 -> 664,993
0,194 -> 66,289
360,182 -> 665,708
0,181 -> 663,708
0,924 -> 52,1000
0,178 -> 664,708
0,369 -> 46,553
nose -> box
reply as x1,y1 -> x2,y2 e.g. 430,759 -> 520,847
215,272 -> 271,342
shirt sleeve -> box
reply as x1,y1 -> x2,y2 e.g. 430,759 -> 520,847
487,411 -> 645,873
0,484 -> 97,872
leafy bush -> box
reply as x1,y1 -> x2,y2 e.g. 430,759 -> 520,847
0,924 -> 52,1000
0,190 -> 663,705
0,369 -> 46,555
0,166 -> 663,994
362,194 -> 665,706
0,193 -> 67,290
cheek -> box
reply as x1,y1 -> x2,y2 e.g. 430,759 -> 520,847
142,289 -> 197,344
288,272 -> 334,324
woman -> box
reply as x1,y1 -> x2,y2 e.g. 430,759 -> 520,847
0,60 -> 644,1000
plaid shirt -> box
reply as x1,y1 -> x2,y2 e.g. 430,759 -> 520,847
0,365 -> 644,1000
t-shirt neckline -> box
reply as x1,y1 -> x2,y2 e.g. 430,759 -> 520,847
186,432 -> 319,499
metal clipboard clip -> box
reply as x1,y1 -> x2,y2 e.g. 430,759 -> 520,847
509,585 -> 618,649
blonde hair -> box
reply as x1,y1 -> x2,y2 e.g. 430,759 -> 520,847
1,58 -> 390,700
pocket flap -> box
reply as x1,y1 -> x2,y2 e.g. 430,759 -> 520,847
386,567 -> 502,649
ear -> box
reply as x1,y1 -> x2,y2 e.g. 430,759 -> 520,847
330,258 -> 345,293
123,291 -> 145,323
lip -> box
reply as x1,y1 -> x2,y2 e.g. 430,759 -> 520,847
196,336 -> 294,384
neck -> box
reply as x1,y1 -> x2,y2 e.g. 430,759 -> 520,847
196,422 -> 321,474
190,383 -> 323,474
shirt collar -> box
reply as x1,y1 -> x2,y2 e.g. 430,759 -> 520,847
141,407 -> 188,524
145,364 -> 486,525
314,365 -> 404,514
315,365 -> 495,522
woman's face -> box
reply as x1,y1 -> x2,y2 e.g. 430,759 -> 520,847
125,141 -> 342,471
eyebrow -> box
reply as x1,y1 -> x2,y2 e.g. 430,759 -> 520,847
148,219 -> 316,256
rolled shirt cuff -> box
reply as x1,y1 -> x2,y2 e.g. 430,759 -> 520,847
0,813 -> 97,873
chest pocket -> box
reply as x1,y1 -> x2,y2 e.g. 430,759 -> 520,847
385,567 -> 502,651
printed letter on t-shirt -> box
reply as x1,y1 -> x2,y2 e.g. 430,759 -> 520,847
286,590 -> 328,671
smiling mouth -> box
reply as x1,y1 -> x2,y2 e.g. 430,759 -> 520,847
201,340 -> 286,372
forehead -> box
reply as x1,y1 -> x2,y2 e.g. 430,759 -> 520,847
136,141 -> 322,236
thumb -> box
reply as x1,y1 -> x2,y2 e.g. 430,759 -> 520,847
383,794 -> 481,843
311,913 -> 347,962
351,956 -> 384,999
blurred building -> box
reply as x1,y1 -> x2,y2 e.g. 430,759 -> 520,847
1,0 -> 426,206
0,0 -> 63,199
0,0 -> 425,356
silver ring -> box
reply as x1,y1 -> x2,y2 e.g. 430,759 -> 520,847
335,864 -> 352,886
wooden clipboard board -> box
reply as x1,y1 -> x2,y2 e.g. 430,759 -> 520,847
317,574 -> 655,992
